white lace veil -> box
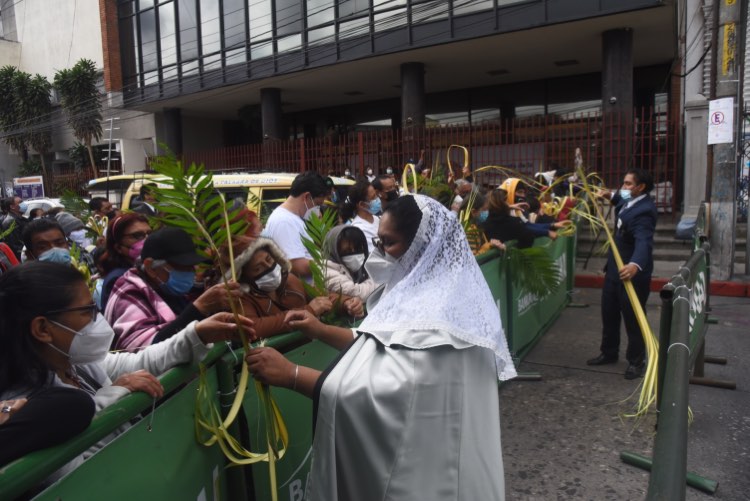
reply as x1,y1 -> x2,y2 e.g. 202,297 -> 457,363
358,194 -> 517,381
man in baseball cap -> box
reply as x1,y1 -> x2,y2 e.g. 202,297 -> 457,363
105,227 -> 241,351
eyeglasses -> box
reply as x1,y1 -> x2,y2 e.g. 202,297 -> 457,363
45,303 -> 99,318
123,230 -> 151,241
371,237 -> 384,254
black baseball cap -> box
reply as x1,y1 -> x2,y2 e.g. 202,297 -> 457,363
141,227 -> 204,266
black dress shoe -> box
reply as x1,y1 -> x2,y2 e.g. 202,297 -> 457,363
624,362 -> 645,380
586,354 -> 618,366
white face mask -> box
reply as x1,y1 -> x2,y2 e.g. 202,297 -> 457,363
341,254 -> 365,273
254,263 -> 282,292
364,247 -> 399,285
303,196 -> 321,221
48,313 -> 115,365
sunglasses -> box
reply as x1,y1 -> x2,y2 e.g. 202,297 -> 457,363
45,303 -> 99,318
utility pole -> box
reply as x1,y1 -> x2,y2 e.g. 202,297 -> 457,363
708,0 -> 743,280
103,117 -> 120,199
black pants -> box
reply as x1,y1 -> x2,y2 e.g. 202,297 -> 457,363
600,275 -> 650,364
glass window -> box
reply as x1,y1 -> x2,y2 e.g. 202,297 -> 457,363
548,100 -> 601,119
251,41 -> 273,59
159,2 -> 177,67
223,0 -> 246,50
374,7 -> 407,31
339,17 -> 369,39
163,65 -> 179,82
225,47 -> 247,66
275,0 -> 301,37
308,25 -> 335,44
201,0 -> 221,55
411,1 -> 449,24
277,33 -> 301,52
426,112 -> 470,126
307,0 -> 334,27
338,0 -> 369,18
471,108 -> 500,124
373,0 -> 406,9
178,0 -> 199,60
249,0 -> 272,42
453,0 -> 493,16
182,60 -> 199,77
203,53 -> 222,71
515,105 -> 545,118
139,8 -> 158,72
139,0 -> 155,8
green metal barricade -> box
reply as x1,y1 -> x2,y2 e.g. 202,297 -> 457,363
2,233 -> 578,499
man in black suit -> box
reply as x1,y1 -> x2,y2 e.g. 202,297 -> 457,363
132,183 -> 158,217
587,168 -> 657,380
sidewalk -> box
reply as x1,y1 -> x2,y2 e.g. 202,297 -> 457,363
499,287 -> 750,500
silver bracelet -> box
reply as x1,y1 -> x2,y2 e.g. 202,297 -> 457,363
292,364 -> 299,391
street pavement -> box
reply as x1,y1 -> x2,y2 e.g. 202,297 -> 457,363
499,287 -> 750,500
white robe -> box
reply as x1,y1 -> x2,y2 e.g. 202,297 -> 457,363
308,331 -> 505,500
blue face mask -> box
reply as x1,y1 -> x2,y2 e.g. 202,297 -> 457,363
18,202 -> 29,214
477,210 -> 489,224
619,189 -> 632,201
38,247 -> 71,264
367,197 -> 382,215
162,269 -> 196,296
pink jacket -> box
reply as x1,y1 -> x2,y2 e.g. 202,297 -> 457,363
104,269 -> 177,351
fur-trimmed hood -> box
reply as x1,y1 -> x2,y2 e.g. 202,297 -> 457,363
223,236 -> 292,282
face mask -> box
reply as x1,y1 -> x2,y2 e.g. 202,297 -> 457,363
385,190 -> 398,202
162,269 -> 196,296
344,170 -> 351,177
367,169 -> 373,176
18,202 -> 29,214
619,189 -> 632,201
364,247 -> 399,285
366,197 -> 382,215
386,168 -> 393,175
48,313 -> 115,365
341,254 -> 365,273
127,239 -> 145,260
254,263 -> 282,292
331,191 -> 339,204
303,196 -> 321,220
477,210 -> 489,224
38,247 -> 72,264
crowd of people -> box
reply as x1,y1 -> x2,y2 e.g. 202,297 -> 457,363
0,162 -> 621,499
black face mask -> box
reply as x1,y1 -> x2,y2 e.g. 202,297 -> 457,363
385,191 -> 398,202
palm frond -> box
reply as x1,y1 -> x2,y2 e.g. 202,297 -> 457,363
507,246 -> 562,298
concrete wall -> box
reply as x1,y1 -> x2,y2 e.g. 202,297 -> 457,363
13,0 -> 103,81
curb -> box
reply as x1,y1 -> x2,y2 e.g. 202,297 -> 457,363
574,274 -> 750,298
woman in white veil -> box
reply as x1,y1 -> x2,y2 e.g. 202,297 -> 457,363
247,194 -> 516,501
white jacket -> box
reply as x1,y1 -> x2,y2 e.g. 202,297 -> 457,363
324,260 -> 377,302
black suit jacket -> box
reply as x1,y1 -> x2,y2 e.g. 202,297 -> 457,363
605,194 -> 657,281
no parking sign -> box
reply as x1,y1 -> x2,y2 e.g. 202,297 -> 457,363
707,97 -> 734,145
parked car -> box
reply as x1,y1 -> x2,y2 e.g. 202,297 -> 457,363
22,198 -> 64,218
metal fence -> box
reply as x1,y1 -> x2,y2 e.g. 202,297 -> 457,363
182,107 -> 679,213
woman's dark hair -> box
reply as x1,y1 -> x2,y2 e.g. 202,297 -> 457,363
460,192 -> 486,213
338,226 -> 369,257
339,178 -> 372,222
487,189 -> 511,217
382,195 -> 422,248
0,262 -> 86,392
99,213 -> 149,275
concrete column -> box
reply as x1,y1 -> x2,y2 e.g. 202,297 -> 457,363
681,97 -> 709,218
162,108 -> 183,156
260,88 -> 284,140
400,63 -> 425,129
601,28 -> 633,186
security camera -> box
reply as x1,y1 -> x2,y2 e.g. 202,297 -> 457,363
609,96 -> 617,105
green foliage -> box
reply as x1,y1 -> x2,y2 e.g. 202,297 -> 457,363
54,59 -> 103,170
0,220 -> 16,241
506,245 -> 562,298
148,155 -> 247,267
300,209 -> 338,299
59,189 -> 91,221
0,66 -> 53,163
18,159 -> 42,176
68,142 -> 89,170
